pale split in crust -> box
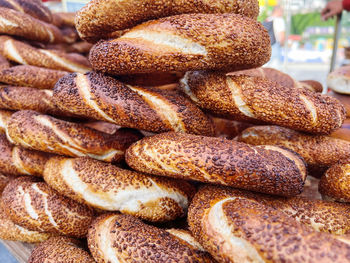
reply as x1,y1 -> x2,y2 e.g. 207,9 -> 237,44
181,71 -> 345,134
1,176 -> 94,237
0,36 -> 91,73
319,161 -> 350,203
88,213 -> 214,263
0,86 -> 72,117
43,156 -> 195,222
0,65 -> 68,89
237,125 -> 350,176
28,236 -> 95,263
6,110 -> 143,163
53,72 -> 215,135
89,13 -> 271,74
76,0 -> 259,42
188,185 -> 350,263
0,109 -> 12,133
230,67 -> 323,92
0,0 -> 52,23
0,7 -> 62,43
0,133 -> 53,176
126,132 -> 307,197
0,200 -> 52,243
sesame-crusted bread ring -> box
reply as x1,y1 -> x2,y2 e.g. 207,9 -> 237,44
0,0 -> 52,23
89,13 -> 271,75
181,71 -> 345,134
53,72 -> 215,135
207,186 -> 350,235
126,132 -> 307,197
43,157 -> 194,222
0,36 -> 91,73
28,236 -> 95,262
0,65 -> 67,89
2,176 -> 94,237
0,86 -> 72,117
319,162 -> 350,203
0,109 -> 12,133
0,7 -> 62,43
0,133 -> 53,177
88,213 -> 214,263
76,0 -> 259,42
6,110 -> 143,162
188,185 -> 350,263
300,80 -> 324,93
0,200 -> 52,243
237,125 -> 350,177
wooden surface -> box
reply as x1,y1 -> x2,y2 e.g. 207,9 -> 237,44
1,240 -> 34,263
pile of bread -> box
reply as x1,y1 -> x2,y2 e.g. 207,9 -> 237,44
0,0 -> 350,262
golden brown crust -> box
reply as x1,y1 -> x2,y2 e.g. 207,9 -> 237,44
0,36 -> 91,73
0,86 -> 72,116
126,132 -> 307,196
6,110 -> 143,163
28,236 -> 95,263
83,121 -> 119,135
88,213 -> 213,263
53,72 -> 215,135
0,65 -> 67,89
76,0 -> 259,42
319,162 -> 350,202
0,7 -> 61,43
188,185 -> 350,263
43,157 -> 195,222
300,80 -> 323,93
230,67 -> 323,93
117,72 -> 183,87
237,125 -> 350,172
89,13 -> 270,74
0,0 -> 52,22
0,200 -> 52,243
2,176 -> 94,237
329,91 -> 350,117
0,133 -> 52,176
181,71 -> 345,134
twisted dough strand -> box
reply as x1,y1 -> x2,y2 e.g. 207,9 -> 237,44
0,36 -> 91,73
188,185 -> 350,263
181,71 -> 345,134
0,7 -> 62,43
6,110 -> 143,162
126,132 -> 307,197
0,65 -> 67,89
0,86 -> 71,116
76,0 -> 259,42
2,176 -> 94,237
89,13 -> 271,74
53,72 -> 215,135
0,133 -> 52,177
88,214 -> 214,263
44,156 -> 195,222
